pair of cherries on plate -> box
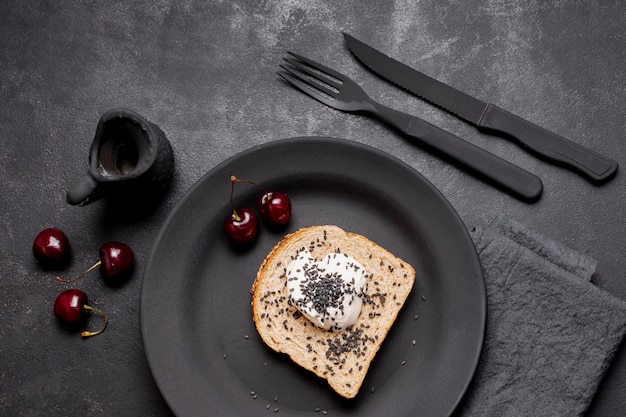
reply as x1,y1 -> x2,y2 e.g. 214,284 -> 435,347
224,176 -> 292,246
33,227 -> 135,337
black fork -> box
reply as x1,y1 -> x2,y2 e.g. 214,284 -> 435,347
278,52 -> 543,202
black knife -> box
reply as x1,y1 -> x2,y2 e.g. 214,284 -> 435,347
343,32 -> 618,183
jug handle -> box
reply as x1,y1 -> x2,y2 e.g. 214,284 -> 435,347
67,174 -> 100,206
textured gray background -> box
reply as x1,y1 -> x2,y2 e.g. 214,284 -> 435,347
1,1 -> 624,416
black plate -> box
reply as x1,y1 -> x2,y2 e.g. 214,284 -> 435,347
141,137 -> 485,417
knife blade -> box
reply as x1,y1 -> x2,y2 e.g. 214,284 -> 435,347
343,32 -> 618,183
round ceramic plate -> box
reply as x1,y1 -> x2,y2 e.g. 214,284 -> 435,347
141,137 -> 485,417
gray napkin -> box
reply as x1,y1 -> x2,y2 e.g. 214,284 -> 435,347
454,214 -> 626,417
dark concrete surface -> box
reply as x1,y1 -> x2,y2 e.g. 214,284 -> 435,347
1,1 -> 624,416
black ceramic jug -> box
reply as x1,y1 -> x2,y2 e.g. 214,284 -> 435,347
67,109 -> 174,206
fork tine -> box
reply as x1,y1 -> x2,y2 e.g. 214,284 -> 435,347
286,51 -> 347,84
277,70 -> 336,107
279,63 -> 339,99
283,54 -> 343,91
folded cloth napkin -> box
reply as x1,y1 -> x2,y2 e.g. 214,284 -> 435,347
453,214 -> 626,417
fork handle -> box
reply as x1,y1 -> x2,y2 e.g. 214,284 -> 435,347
402,116 -> 543,201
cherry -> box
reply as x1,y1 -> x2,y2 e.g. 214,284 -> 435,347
99,242 -> 135,277
224,207 -> 259,246
56,241 -> 135,283
230,176 -> 292,226
223,176 -> 260,246
257,190 -> 292,226
33,227 -> 71,267
53,288 -> 108,337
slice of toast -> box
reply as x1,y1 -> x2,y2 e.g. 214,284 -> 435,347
251,225 -> 416,398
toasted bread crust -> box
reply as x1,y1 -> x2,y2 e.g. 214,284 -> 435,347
251,225 -> 415,398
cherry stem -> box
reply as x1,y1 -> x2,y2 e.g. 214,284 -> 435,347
229,176 -> 242,221
56,260 -> 102,283
81,304 -> 109,337
231,175 -> 268,194
230,175 -> 268,221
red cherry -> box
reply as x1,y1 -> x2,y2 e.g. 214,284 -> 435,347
99,241 -> 135,277
56,241 -> 135,283
230,176 -> 292,227
54,288 -> 88,322
33,227 -> 71,267
53,289 -> 108,337
224,176 -> 260,246
224,207 -> 259,246
257,191 -> 292,226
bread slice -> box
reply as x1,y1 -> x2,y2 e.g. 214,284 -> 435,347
251,225 -> 416,398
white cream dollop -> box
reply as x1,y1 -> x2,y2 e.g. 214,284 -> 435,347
286,249 -> 367,331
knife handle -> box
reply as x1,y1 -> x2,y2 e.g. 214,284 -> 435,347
478,104 -> 618,183
403,117 -> 543,202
